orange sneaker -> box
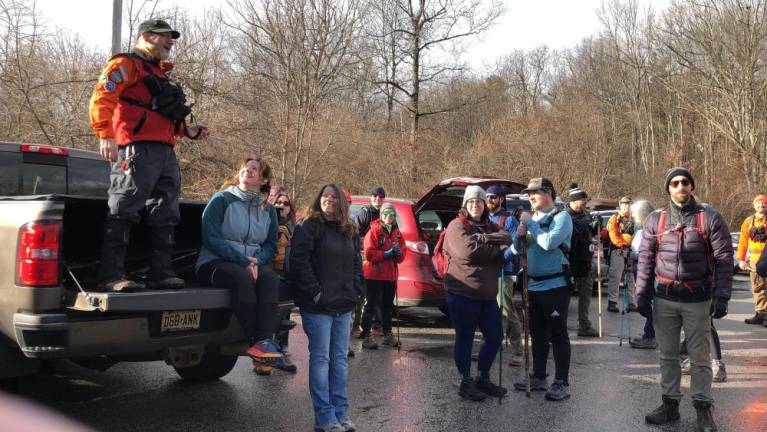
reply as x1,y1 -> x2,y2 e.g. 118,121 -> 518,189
246,339 -> 283,366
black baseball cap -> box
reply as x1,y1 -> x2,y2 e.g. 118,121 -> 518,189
137,19 -> 180,39
370,186 -> 386,197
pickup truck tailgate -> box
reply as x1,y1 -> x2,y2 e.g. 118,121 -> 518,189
70,288 -> 230,312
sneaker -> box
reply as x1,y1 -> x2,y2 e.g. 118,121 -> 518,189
314,421 -> 345,432
607,301 -> 619,313
645,397 -> 680,424
630,337 -> 658,350
578,326 -> 599,337
253,359 -> 273,376
681,357 -> 691,375
508,354 -> 523,367
475,375 -> 508,397
362,335 -> 378,350
246,339 -> 284,366
745,312 -> 766,325
513,375 -> 548,392
382,333 -> 400,347
458,377 -> 487,401
544,379 -> 570,401
338,416 -> 356,432
712,359 -> 727,383
102,279 -> 145,293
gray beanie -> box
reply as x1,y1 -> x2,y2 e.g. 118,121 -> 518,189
462,185 -> 487,208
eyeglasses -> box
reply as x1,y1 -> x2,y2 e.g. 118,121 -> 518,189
670,179 -> 691,188
381,210 -> 396,216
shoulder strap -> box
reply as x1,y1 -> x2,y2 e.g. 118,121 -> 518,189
539,208 -> 561,229
656,209 -> 668,244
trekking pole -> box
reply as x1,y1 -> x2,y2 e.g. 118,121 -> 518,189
498,269 -> 504,403
596,242 -> 603,338
521,255 -> 531,398
395,284 -> 401,353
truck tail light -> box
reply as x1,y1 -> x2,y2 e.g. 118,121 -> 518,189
21,144 -> 69,156
16,221 -> 61,287
405,240 -> 430,255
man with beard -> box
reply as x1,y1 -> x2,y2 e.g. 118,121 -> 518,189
736,194 -> 767,326
89,19 -> 208,292
636,167 -> 732,432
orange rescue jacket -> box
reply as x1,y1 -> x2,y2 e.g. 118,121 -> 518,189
607,212 -> 633,248
737,214 -> 767,267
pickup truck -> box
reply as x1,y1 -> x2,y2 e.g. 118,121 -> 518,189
0,141 -> 292,388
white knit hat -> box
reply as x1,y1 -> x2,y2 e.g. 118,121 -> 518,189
462,185 -> 487,208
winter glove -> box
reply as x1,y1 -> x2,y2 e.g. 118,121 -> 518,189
391,245 -> 403,258
710,297 -> 729,319
383,248 -> 396,260
636,295 -> 652,318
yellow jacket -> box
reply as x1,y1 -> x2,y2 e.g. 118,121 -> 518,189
737,214 -> 766,266
607,213 -> 632,248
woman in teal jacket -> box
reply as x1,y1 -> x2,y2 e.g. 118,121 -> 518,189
195,158 -> 282,366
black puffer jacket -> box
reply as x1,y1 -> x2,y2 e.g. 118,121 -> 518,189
636,198 -> 733,303
289,217 -> 363,314
353,204 -> 379,238
567,207 -> 594,277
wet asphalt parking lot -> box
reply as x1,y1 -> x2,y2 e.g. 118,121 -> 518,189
8,275 -> 767,431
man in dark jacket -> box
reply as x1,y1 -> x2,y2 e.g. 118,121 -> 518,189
566,183 -> 599,337
636,167 -> 732,432
350,186 -> 386,336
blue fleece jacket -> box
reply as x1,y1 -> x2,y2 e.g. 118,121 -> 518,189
512,207 -> 572,291
196,187 -> 279,269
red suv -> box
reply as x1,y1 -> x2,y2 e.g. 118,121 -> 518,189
351,177 -> 525,310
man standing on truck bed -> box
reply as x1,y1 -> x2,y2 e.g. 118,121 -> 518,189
89,19 -> 209,292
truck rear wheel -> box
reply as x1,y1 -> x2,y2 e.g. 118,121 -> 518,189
173,352 -> 238,382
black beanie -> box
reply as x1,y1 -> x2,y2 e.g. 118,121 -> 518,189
568,183 -> 588,201
664,167 -> 695,193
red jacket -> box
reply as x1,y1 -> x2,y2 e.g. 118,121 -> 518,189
363,219 -> 405,281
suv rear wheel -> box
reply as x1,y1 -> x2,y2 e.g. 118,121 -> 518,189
173,352 -> 238,382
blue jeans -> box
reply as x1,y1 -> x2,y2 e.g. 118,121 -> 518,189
301,309 -> 352,426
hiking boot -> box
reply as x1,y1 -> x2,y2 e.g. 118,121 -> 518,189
693,400 -> 717,432
681,357 -> 692,375
578,326 -> 599,337
458,377 -> 487,401
630,337 -> 658,350
338,416 -> 356,432
513,375 -> 548,391
508,354 -> 523,367
147,276 -> 185,290
102,279 -> 145,293
544,379 -> 570,401
645,396 -> 680,424
712,359 -> 727,383
607,301 -> 619,313
628,303 -> 638,313
744,312 -> 766,325
475,375 -> 508,397
314,421 -> 345,432
362,335 -> 378,350
382,333 -> 400,347
279,353 -> 298,373
246,339 -> 284,366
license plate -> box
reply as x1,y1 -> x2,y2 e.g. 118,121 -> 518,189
161,310 -> 201,332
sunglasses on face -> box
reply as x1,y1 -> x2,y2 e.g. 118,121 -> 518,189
275,200 -> 290,206
487,195 -> 500,200
670,179 -> 691,188
381,210 -> 396,216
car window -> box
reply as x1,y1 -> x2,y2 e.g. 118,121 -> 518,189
418,209 -> 442,232
68,157 -> 109,197
0,151 -> 21,195
22,163 -> 66,194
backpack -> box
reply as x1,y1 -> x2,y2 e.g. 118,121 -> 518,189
432,217 -> 471,279
273,224 -> 293,273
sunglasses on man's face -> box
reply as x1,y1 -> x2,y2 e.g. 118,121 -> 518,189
487,195 -> 500,200
670,179 -> 691,188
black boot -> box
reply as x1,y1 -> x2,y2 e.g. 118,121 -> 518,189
99,219 -> 144,292
693,400 -> 717,432
458,377 -> 487,402
475,374 -> 508,397
148,226 -> 184,290
744,312 -> 765,325
645,396 -> 680,424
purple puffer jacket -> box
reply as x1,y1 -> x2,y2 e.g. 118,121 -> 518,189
636,198 -> 733,303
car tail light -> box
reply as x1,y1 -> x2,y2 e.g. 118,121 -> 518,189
16,221 -> 61,287
21,144 -> 69,156
405,240 -> 429,255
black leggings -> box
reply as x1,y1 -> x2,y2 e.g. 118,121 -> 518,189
529,286 -> 572,382
362,279 -> 396,335
196,260 -> 279,343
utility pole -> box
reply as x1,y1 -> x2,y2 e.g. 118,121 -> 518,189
111,0 -> 123,56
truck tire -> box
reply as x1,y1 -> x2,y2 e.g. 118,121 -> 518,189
173,352 -> 238,382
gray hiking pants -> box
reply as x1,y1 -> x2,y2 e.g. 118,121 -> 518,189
607,249 -> 636,305
654,297 -> 713,403
575,275 -> 593,330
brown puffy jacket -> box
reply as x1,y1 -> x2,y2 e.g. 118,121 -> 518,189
636,198 -> 733,303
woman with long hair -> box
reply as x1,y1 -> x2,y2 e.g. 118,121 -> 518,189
195,158 -> 283,367
290,184 -> 362,432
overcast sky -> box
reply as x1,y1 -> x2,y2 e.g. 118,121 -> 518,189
35,0 -> 671,68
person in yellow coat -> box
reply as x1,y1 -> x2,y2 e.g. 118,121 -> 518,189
737,194 -> 767,325
606,196 -> 636,313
